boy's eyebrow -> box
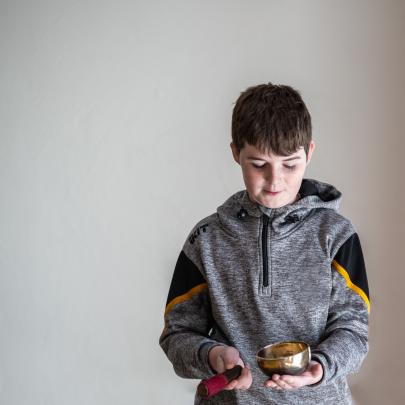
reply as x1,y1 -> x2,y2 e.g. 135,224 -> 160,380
282,156 -> 302,161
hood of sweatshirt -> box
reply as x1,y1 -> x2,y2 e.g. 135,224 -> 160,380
216,178 -> 342,238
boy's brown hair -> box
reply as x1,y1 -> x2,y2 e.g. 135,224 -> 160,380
231,83 -> 312,157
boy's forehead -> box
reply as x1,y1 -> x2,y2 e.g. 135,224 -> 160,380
242,143 -> 304,158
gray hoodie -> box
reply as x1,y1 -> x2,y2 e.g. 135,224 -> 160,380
160,178 -> 369,404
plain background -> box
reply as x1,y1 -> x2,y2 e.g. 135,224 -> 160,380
1,1 -> 404,404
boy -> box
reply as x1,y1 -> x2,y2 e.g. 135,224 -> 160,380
159,83 -> 369,404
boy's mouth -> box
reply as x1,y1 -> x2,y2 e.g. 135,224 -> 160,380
264,190 -> 281,195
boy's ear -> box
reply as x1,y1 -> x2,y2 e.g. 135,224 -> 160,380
230,142 -> 241,164
306,141 -> 315,164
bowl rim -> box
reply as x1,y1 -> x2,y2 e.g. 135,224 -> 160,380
256,341 -> 310,361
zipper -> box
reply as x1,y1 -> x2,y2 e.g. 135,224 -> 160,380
261,214 -> 270,288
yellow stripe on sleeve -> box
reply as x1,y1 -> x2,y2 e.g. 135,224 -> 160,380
332,259 -> 370,314
164,283 -> 208,316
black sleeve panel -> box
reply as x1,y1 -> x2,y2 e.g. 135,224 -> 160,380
333,233 -> 369,300
166,250 -> 206,306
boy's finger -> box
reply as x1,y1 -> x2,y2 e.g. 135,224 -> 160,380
274,379 -> 293,390
265,380 -> 278,388
279,374 -> 313,389
284,369 -> 318,383
280,375 -> 301,387
224,380 -> 238,390
215,356 -> 226,373
271,375 -> 300,390
267,374 -> 284,389
225,366 -> 252,391
234,366 -> 253,390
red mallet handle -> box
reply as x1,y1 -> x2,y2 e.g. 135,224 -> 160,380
197,365 -> 243,399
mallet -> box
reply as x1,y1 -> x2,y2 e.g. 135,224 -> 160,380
197,365 -> 243,399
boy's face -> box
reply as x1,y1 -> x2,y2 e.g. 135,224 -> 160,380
231,141 -> 315,208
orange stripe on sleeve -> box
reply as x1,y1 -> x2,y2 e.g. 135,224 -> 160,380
164,283 -> 208,316
332,259 -> 370,314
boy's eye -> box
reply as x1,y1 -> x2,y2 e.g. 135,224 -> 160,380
284,165 -> 296,171
252,163 -> 265,169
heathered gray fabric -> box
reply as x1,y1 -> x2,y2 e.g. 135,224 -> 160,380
160,178 -> 369,404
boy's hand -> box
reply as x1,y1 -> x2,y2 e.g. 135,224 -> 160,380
265,361 -> 323,390
208,345 -> 253,390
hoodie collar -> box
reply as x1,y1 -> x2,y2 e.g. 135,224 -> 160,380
217,179 -> 342,236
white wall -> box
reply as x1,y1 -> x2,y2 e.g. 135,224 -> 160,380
1,1 -> 404,404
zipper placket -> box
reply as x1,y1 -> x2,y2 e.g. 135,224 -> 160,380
261,213 -> 272,289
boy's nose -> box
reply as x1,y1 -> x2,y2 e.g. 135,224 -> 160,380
264,168 -> 281,186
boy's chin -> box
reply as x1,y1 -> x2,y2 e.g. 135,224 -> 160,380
256,192 -> 294,209
260,201 -> 285,209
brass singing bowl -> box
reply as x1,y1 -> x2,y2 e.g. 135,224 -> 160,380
256,341 -> 310,376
